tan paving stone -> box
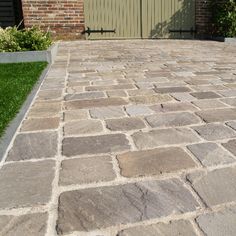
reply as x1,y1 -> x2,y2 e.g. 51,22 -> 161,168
37,89 -> 62,101
192,99 -> 227,109
221,98 -> 236,106
64,91 -> 105,101
150,102 -> 197,112
222,139 -> 236,156
154,86 -> 191,94
107,90 -> 127,97
129,95 -> 172,104
90,106 -> 126,119
85,84 -> 135,91
63,109 -> 88,121
125,105 -> 154,116
190,91 -> 221,99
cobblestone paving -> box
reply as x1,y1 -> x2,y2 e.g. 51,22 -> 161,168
1,40 -> 236,236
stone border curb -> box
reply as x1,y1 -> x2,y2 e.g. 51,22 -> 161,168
212,37 -> 236,43
0,63 -> 51,160
0,43 -> 58,63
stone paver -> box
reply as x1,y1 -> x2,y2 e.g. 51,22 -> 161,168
1,41 -> 236,235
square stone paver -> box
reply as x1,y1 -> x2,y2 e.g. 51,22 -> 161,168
145,112 -> 200,128
64,119 -> 103,136
0,213 -> 47,236
132,128 -> 200,150
57,179 -> 199,234
190,91 -> 221,99
222,139 -> 236,156
7,132 -> 58,161
0,161 -> 55,209
90,106 -> 126,119
117,147 -> 196,177
193,123 -> 236,141
118,220 -> 197,236
187,167 -> 236,206
125,105 -> 154,116
62,134 -> 130,156
59,156 -> 116,185
187,143 -> 235,167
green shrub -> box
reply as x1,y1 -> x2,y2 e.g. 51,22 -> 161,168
0,26 -> 52,52
211,0 -> 236,37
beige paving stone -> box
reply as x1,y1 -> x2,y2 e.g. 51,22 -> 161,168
187,167 -> 236,206
106,117 -> 146,131
65,98 -> 128,110
192,99 -> 227,109
154,86 -> 191,94
127,89 -> 156,96
117,147 -> 196,177
171,92 -> 197,102
227,121 -> 236,130
7,132 -> 58,161
129,95 -> 172,104
218,89 -> 236,97
57,179 -> 199,233
190,91 -> 221,99
146,112 -> 200,128
59,156 -> 116,185
21,117 -> 60,132
37,89 -> 62,101
63,109 -> 88,121
0,161 -> 55,209
62,134 -> 130,156
118,220 -> 197,236
222,139 -> 236,156
132,128 -> 200,150
0,213 -> 47,236
221,98 -> 236,106
64,91 -> 105,101
66,86 -> 84,94
125,105 -> 154,116
107,90 -> 127,97
90,106 -> 126,119
64,119 -> 103,136
85,84 -> 135,91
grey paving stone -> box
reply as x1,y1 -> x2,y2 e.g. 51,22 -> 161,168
118,220 -> 197,236
107,90 -> 127,98
66,86 -> 84,94
222,139 -> 236,156
129,95 -> 172,104
187,143 -> 235,167
62,134 -> 130,156
37,89 -> 62,101
7,132 -> 58,161
0,161 -> 55,209
196,206 -> 236,236
106,117 -> 146,131
190,91 -> 221,99
171,93 -> 197,102
59,156 -> 116,185
64,91 -> 105,101
64,119 -> 103,136
0,213 -> 47,236
192,99 -> 227,110
57,179 -> 200,233
63,110 -> 88,121
146,112 -> 200,128
21,117 -> 60,131
218,89 -> 236,97
125,105 -> 154,116
221,98 -> 236,107
65,98 -> 128,110
187,167 -> 236,206
127,89 -> 156,96
196,109 -> 236,122
90,106 -> 126,119
226,121 -> 236,130
154,86 -> 191,94
132,128 -> 200,150
136,82 -> 154,89
85,84 -> 135,91
117,147 -> 196,177
193,124 -> 236,141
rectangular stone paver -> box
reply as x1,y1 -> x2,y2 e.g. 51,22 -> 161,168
227,121 -> 236,131
117,147 -> 196,177
171,93 -> 197,102
154,86 -> 191,93
0,161 -> 55,209
64,91 -> 105,101
129,95 -> 172,104
57,179 -> 200,234
222,139 -> 236,156
63,109 -> 88,121
125,105 -> 154,116
90,106 -> 126,119
0,213 -> 47,236
7,132 -> 58,161
192,99 -> 227,110
62,134 -> 130,156
59,156 -> 116,185
132,128 -> 200,150
187,167 -> 236,206
190,91 -> 221,99
118,220 -> 197,236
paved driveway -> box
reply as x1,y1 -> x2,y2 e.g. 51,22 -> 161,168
1,40 -> 236,236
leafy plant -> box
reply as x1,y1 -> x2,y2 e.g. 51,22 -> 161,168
0,26 -> 52,52
211,0 -> 236,37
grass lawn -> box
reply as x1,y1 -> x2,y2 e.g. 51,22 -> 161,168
0,62 -> 48,137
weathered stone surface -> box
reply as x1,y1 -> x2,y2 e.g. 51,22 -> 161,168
85,84 -> 135,91
218,89 -> 236,97
0,161 -> 55,209
0,213 -> 47,236
196,109 -> 236,122
187,167 -> 236,206
107,90 -> 127,97
7,132 -> 57,161
222,139 -> 236,156
154,86 -> 191,94
191,91 -> 221,99
127,89 -> 156,96
63,134 -> 130,156
221,98 -> 236,107
171,93 -> 197,102
63,110 -> 88,121
21,117 -> 60,131
65,98 -> 128,110
192,99 -> 227,109
187,143 -> 235,167
193,124 -> 236,141
57,179 -> 199,233
37,89 -> 62,101
132,128 -> 200,150
90,106 -> 126,119
117,147 -> 196,177
64,120 -> 103,136
146,112 -> 200,128
129,95 -> 172,104
66,86 -> 84,94
106,117 -> 146,131
196,206 -> 236,236
59,156 -> 116,185
64,91 -> 105,101
227,121 -> 236,130
118,220 -> 197,236
125,105 -> 154,116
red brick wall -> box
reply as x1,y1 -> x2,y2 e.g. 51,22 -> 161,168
21,0 -> 85,39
